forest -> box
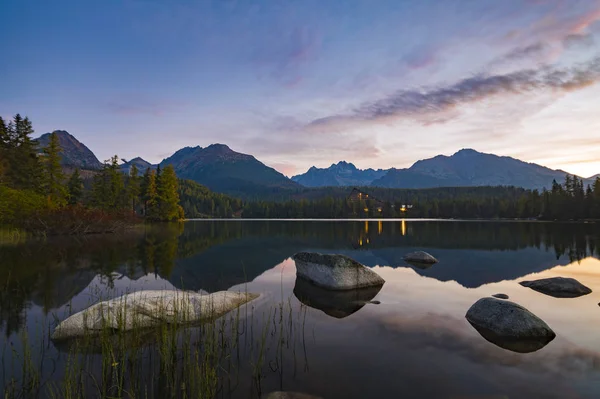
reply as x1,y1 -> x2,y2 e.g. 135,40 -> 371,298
2,113 -> 600,228
0,114 -> 183,234
242,177 -> 600,220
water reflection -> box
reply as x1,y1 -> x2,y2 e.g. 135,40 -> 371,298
1,221 -> 600,398
293,277 -> 383,319
468,321 -> 556,353
1,220 -> 599,337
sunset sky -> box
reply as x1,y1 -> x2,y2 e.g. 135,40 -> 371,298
2,0 -> 600,177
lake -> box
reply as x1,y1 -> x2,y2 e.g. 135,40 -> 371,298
2,220 -> 600,398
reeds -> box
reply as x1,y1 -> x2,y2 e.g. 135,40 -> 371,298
2,286 -> 310,399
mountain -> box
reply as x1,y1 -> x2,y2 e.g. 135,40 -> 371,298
372,149 -> 589,190
588,174 -> 600,181
120,157 -> 156,174
160,144 -> 300,196
291,161 -> 388,187
35,130 -> 102,170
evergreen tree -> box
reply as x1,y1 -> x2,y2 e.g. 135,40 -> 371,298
143,169 -> 159,219
6,114 -> 42,191
67,169 -> 84,205
42,132 -> 67,206
0,117 -> 8,184
157,164 -> 182,221
127,163 -> 141,213
92,162 -> 110,209
108,155 -> 125,209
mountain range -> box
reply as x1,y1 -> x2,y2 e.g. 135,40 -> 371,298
291,161 -> 387,187
293,148 -> 596,190
35,130 -> 598,196
160,144 -> 299,196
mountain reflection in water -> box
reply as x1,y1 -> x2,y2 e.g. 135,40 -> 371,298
1,220 -> 600,398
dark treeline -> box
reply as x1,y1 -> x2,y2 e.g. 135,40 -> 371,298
0,114 -> 183,233
178,179 -> 243,218
242,177 -> 600,220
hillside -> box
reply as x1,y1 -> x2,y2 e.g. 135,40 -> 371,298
160,144 -> 300,197
372,149 -> 589,190
35,130 -> 102,170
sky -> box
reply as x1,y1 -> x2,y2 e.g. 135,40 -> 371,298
2,0 -> 600,178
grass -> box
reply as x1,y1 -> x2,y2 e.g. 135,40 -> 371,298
1,285 -> 310,399
0,228 -> 29,246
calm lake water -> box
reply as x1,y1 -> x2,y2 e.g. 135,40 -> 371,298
2,220 -> 600,398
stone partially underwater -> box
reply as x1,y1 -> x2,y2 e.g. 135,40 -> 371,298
293,277 -> 383,319
292,252 -> 385,290
519,277 -> 592,298
403,251 -> 438,265
466,297 -> 556,353
51,290 -> 259,340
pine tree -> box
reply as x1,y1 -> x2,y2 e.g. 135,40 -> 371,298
0,117 -> 8,184
67,169 -> 84,205
43,132 -> 67,206
92,161 -> 110,209
143,169 -> 158,219
108,155 -> 125,209
127,163 -> 141,213
157,164 -> 182,221
6,114 -> 43,191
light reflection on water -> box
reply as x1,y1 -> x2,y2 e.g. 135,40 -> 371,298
1,220 -> 600,398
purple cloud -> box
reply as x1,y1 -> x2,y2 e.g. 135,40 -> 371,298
306,56 -> 600,129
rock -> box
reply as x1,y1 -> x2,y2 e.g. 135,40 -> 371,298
492,293 -> 509,299
264,392 -> 323,399
293,277 -> 383,318
465,297 -> 555,353
403,251 -> 438,264
52,290 -> 259,340
519,277 -> 592,298
292,252 -> 385,290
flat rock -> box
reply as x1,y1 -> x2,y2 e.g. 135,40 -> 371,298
292,252 -> 385,290
492,293 -> 509,299
403,251 -> 438,264
52,290 -> 259,340
293,276 -> 382,318
466,297 -> 555,353
519,277 -> 592,298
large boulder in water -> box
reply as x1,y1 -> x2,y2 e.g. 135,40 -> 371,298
292,252 -> 385,290
293,277 -> 382,318
52,290 -> 259,340
519,277 -> 592,298
403,251 -> 438,264
465,297 -> 555,353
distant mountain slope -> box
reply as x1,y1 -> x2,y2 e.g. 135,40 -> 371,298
160,144 -> 300,196
35,130 -> 102,170
291,161 -> 388,187
372,149 -> 588,190
120,157 -> 156,174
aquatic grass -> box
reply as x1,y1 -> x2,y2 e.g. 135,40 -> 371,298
2,283 -> 310,399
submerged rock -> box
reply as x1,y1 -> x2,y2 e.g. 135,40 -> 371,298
52,290 -> 259,340
293,277 -> 383,318
492,293 -> 509,299
292,252 -> 385,290
519,277 -> 592,298
466,297 -> 555,353
264,392 -> 323,399
403,251 -> 438,264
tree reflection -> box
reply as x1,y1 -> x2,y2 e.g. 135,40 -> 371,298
1,220 -> 599,335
